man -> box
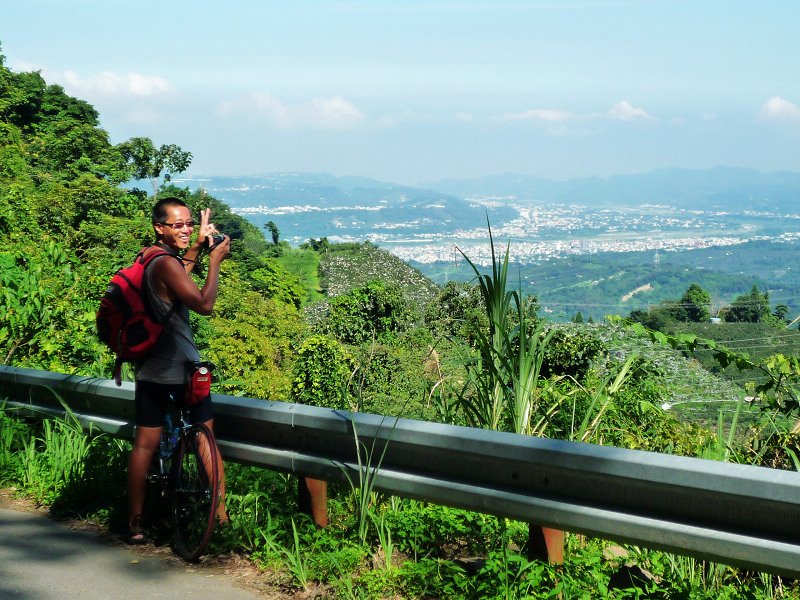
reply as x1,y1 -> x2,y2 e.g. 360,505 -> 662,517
126,196 -> 230,543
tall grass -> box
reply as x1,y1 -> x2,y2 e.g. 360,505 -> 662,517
1,396 -> 98,504
338,415 -> 396,544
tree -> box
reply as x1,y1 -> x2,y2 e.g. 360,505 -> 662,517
291,335 -> 354,409
679,283 -> 711,322
724,285 -> 770,323
117,137 -> 192,197
264,221 -> 280,245
326,279 -> 412,345
304,237 -> 330,252
774,304 -> 789,323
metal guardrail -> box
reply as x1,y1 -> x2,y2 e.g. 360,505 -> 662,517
2,365 -> 800,577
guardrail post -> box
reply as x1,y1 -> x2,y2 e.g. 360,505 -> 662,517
298,476 -> 328,527
527,524 -> 564,564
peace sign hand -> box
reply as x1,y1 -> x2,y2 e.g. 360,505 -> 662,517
197,208 -> 218,247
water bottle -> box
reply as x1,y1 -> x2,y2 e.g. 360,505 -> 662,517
160,414 -> 175,459
169,421 -> 179,450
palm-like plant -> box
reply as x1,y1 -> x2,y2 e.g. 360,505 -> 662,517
454,224 -> 559,436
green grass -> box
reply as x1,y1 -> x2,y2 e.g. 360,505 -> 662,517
274,247 -> 324,305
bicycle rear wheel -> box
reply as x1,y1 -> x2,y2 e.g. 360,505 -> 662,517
170,423 -> 219,561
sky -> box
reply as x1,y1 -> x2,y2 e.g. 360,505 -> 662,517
3,1 -> 800,185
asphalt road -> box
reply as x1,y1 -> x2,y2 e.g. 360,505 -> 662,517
0,508 -> 265,599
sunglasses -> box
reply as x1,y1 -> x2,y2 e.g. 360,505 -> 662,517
159,221 -> 196,230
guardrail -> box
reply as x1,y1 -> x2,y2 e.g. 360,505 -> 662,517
2,365 -> 800,577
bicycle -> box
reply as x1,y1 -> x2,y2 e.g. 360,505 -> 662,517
146,395 -> 220,561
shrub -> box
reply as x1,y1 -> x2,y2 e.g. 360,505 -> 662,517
291,335 -> 355,409
325,279 -> 413,345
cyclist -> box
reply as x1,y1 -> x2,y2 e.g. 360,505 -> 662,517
126,196 -> 230,544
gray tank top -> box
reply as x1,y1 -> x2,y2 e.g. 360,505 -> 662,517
134,253 -> 200,384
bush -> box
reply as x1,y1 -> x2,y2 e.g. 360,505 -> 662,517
291,335 -> 354,409
325,280 -> 414,345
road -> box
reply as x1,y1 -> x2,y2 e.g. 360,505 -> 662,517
0,508 -> 271,599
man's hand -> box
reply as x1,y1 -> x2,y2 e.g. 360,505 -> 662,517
196,208 -> 220,248
209,234 -> 231,262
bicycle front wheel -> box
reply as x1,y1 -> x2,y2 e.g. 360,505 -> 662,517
170,423 -> 220,561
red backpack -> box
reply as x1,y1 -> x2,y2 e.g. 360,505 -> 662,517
96,248 -> 179,385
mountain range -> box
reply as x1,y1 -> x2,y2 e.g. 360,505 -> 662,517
424,167 -> 800,212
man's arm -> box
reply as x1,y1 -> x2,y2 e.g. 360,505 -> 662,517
156,238 -> 231,315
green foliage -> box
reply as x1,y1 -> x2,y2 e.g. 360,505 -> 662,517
274,247 -> 323,305
199,267 -> 305,400
623,319 -> 800,417
424,280 -> 489,345
0,240 -> 110,373
347,335 -> 438,420
325,279 -> 413,345
117,137 -> 192,196
680,283 -> 712,322
1,401 -> 101,505
541,325 -> 605,380
438,229 -> 563,435
291,334 -> 354,408
723,284 -> 771,323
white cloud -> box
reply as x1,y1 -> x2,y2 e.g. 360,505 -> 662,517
496,102 -> 654,126
607,100 -> 653,121
60,70 -> 173,98
500,108 -> 576,122
760,96 -> 800,122
218,92 -> 364,129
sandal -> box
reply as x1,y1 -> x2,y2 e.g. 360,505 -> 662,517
124,515 -> 147,545
124,529 -> 147,545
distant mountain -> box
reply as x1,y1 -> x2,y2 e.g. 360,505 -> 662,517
174,172 -> 518,244
424,167 -> 800,212
179,172 -> 452,208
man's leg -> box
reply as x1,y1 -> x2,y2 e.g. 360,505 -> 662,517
200,419 -> 227,523
127,425 -> 162,536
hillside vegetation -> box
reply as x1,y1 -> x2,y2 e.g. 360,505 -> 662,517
2,51 -> 800,598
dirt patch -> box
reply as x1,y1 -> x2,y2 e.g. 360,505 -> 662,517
0,487 -> 49,514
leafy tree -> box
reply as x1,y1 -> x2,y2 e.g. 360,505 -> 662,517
723,285 -> 770,323
325,279 -> 412,345
199,267 -> 305,400
679,283 -> 711,322
264,221 -> 280,245
290,335 -> 354,409
572,312 -> 584,324
303,237 -> 330,252
541,326 -> 605,380
773,304 -> 789,322
424,281 -> 488,345
628,307 -> 677,332
117,137 -> 192,197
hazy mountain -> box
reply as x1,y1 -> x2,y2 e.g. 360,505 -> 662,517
175,172 -> 518,244
424,167 -> 800,212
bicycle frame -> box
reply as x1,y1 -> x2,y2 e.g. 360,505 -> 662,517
147,403 -> 220,561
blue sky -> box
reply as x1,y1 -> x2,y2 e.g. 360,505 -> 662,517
3,1 -> 800,184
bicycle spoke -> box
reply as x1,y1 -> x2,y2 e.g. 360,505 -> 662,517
170,424 -> 219,561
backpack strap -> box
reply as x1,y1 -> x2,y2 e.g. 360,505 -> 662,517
114,357 -> 124,387
139,247 -> 184,323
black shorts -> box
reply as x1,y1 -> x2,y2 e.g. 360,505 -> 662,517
134,380 -> 214,428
